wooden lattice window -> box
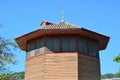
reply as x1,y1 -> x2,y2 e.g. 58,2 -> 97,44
27,42 -> 35,58
78,39 -> 88,54
53,38 -> 60,52
46,38 -> 60,52
88,42 -> 99,57
62,38 -> 76,52
36,39 -> 44,54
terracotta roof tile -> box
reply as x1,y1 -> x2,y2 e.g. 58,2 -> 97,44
41,22 -> 80,29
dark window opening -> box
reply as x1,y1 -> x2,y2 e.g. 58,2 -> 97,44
46,38 -> 60,52
27,42 -> 35,58
26,36 -> 99,58
78,39 -> 87,54
36,39 -> 44,54
88,42 -> 99,57
46,38 -> 53,52
62,38 -> 76,52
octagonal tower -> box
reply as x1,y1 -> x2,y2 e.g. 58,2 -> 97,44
15,20 -> 109,80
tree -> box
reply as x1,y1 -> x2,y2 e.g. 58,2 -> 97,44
113,53 -> 120,75
101,73 -> 114,79
0,36 -> 18,73
0,71 -> 25,80
101,73 -> 120,79
114,54 -> 120,62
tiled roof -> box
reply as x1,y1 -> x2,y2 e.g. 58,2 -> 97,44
41,22 -> 80,29
15,21 -> 110,51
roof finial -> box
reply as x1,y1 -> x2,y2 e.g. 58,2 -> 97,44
62,11 -> 64,22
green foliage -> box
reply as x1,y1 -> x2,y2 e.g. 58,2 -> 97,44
113,53 -> 120,75
0,71 -> 25,80
0,37 -> 19,73
113,54 -> 120,63
101,73 -> 120,79
115,68 -> 120,75
102,54 -> 120,78
101,73 -> 114,79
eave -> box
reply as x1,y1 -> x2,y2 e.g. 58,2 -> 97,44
15,28 -> 110,51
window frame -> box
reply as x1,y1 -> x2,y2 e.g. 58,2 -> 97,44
26,41 -> 35,58
61,37 -> 76,52
88,41 -> 99,57
36,38 -> 45,55
78,38 -> 88,54
26,35 -> 99,59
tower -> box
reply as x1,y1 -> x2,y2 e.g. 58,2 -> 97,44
15,20 -> 109,80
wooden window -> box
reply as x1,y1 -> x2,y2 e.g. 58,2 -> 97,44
88,42 -> 99,57
62,38 -> 76,52
78,39 -> 87,54
27,42 -> 35,58
53,38 -> 60,52
69,38 -> 76,51
36,39 -> 44,54
46,38 -> 53,52
46,38 -> 60,52
62,38 -> 69,51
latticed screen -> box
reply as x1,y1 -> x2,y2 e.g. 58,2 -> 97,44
53,38 -> 60,52
69,38 -> 76,51
27,43 -> 35,58
62,38 -> 76,52
78,39 -> 88,54
36,39 -> 44,54
62,38 -> 69,51
46,38 -> 53,52
46,38 -> 60,52
26,37 -> 99,58
88,42 -> 99,57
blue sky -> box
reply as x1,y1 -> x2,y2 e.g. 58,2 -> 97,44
0,0 -> 120,74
